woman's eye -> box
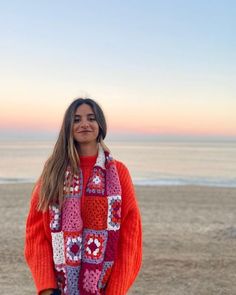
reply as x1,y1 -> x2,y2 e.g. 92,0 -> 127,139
74,118 -> 80,123
89,117 -> 96,121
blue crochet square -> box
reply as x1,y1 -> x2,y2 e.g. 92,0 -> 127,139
66,265 -> 81,295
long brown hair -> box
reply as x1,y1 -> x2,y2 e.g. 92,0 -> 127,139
37,98 -> 107,211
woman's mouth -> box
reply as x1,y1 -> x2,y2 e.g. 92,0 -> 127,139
78,130 -> 91,133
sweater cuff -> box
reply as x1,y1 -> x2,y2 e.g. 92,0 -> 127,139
33,263 -> 57,294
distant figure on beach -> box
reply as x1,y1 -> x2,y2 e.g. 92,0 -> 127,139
24,98 -> 142,295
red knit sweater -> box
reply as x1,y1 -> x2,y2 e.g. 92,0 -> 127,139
25,156 -> 142,295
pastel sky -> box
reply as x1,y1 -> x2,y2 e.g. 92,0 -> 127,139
0,1 -> 235,140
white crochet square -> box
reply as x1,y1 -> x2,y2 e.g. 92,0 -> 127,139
51,231 -> 65,265
95,145 -> 105,169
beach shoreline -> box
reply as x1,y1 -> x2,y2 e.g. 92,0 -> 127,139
1,183 -> 236,294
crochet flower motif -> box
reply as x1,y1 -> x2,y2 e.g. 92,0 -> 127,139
66,236 -> 82,263
85,235 -> 103,258
83,269 -> 101,293
82,230 -> 108,265
86,167 -> 105,195
92,175 -> 101,184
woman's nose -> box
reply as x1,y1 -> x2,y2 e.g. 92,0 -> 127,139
80,120 -> 89,128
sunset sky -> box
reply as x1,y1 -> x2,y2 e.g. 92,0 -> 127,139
0,1 -> 235,140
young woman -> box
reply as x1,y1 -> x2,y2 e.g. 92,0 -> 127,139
25,98 -> 142,295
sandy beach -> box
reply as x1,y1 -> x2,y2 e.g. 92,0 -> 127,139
1,184 -> 236,295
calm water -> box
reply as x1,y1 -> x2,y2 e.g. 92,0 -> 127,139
0,140 -> 235,187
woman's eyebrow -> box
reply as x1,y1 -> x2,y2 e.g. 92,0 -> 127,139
74,113 -> 95,117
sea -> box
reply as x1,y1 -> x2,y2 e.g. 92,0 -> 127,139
0,140 -> 235,187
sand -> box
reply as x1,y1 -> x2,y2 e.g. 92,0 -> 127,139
0,184 -> 236,295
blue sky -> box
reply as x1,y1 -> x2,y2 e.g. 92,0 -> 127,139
0,0 -> 235,140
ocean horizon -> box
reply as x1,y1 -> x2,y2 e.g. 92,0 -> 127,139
0,140 -> 235,187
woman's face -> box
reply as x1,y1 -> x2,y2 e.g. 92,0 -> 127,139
73,103 -> 99,145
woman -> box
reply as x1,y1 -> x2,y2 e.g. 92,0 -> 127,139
25,98 -> 142,295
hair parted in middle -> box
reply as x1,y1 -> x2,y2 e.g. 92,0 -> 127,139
38,97 -> 107,211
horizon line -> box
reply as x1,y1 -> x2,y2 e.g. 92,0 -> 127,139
0,130 -> 236,143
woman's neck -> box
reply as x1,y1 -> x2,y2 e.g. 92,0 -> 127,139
77,142 -> 99,157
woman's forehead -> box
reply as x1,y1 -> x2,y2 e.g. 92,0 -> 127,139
75,103 -> 94,115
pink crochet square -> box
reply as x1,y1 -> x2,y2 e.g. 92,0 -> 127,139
79,263 -> 102,295
106,163 -> 121,195
62,197 -> 83,232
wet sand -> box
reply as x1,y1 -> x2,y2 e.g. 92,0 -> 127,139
0,184 -> 236,295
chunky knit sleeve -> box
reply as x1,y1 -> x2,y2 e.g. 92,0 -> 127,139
24,183 -> 57,294
105,161 -> 142,295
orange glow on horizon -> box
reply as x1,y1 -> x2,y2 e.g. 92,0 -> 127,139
1,100 -> 235,137
1,117 -> 236,137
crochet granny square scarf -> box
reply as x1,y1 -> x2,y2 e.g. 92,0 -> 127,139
49,145 -> 122,295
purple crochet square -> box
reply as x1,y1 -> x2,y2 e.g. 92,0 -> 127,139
66,265 -> 80,295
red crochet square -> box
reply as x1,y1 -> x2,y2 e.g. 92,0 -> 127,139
83,196 -> 108,230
